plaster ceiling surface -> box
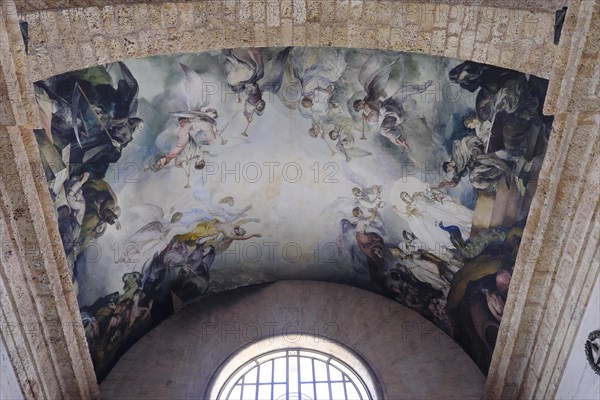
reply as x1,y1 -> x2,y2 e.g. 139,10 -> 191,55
33,46 -> 552,381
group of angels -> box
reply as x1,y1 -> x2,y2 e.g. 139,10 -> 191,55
145,48 -> 441,185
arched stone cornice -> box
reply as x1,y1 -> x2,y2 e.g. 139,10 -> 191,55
14,0 -> 570,14
19,1 -> 560,82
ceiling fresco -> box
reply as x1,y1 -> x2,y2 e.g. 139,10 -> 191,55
33,47 -> 553,380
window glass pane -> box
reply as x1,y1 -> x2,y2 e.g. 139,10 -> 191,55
345,382 -> 361,400
257,384 -> 271,400
272,384 -> 286,399
241,385 -> 256,400
258,360 -> 272,384
316,382 -> 330,400
273,357 -> 286,383
301,383 -> 314,399
299,357 -> 313,382
244,367 -> 257,384
331,383 -> 345,399
227,384 -> 242,400
313,360 -> 328,382
328,365 -> 343,382
288,356 -> 299,394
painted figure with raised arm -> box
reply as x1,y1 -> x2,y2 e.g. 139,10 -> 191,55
353,54 -> 399,123
438,134 -> 523,193
153,108 -> 225,171
379,80 -> 434,149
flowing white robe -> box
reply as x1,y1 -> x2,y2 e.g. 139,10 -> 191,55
401,192 -> 473,249
291,48 -> 347,116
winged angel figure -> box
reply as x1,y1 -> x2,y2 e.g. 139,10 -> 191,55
353,53 -> 399,125
320,164 -> 386,272
116,203 -> 189,264
147,64 -> 231,187
352,54 -> 437,159
117,200 -> 249,265
327,117 -> 372,162
221,47 -> 293,136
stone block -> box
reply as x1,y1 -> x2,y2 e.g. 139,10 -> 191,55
281,19 -> 293,45
444,35 -> 459,58
281,0 -> 293,19
349,0 -> 363,20
293,0 -> 307,23
222,0 -> 238,23
320,0 -> 336,23
253,0 -> 267,23
332,24 -> 348,47
376,26 -> 391,48
319,24 -> 333,46
305,22 -> 320,46
335,0 -> 349,23
430,29 -> 446,55
266,0 -> 280,27
238,0 -> 253,23
293,25 -> 307,46
305,0 -> 320,22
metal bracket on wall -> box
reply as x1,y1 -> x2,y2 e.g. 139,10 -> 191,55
554,7 -> 568,45
19,20 -> 28,54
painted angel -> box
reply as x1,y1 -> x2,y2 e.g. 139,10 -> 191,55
117,204 -> 190,264
222,47 -> 293,135
289,47 -> 347,118
327,118 -> 371,162
379,79 -> 434,150
352,54 -> 399,124
322,164 -> 386,235
148,64 -> 226,182
331,129 -> 372,162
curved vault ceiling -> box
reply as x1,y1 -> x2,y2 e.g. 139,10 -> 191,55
32,47 -> 553,381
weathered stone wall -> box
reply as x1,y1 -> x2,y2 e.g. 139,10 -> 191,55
486,0 -> 600,398
0,1 -> 99,399
21,1 -> 560,82
14,0 -> 571,13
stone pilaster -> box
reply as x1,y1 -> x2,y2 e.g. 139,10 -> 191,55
485,1 -> 600,399
0,1 -> 99,398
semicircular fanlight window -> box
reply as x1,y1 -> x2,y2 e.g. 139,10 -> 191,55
209,335 -> 380,400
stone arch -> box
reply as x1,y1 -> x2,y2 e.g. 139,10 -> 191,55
19,1 -> 563,81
